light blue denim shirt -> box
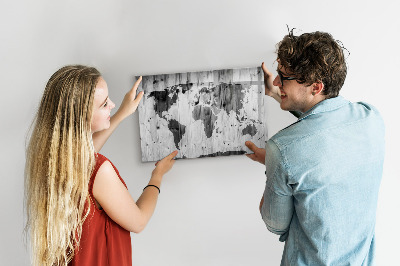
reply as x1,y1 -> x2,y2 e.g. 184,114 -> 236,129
261,96 -> 385,266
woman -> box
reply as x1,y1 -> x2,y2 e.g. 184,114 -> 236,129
25,65 -> 177,265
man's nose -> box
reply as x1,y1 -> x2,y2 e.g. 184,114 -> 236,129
273,75 -> 281,87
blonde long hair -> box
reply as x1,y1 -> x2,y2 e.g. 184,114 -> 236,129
25,65 -> 101,265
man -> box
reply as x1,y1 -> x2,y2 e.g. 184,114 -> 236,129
246,31 -> 385,265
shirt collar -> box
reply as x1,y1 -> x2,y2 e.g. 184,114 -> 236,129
298,95 -> 350,121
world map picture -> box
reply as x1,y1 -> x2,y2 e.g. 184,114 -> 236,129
137,67 -> 267,162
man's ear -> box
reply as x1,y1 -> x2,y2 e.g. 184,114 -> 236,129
312,82 -> 324,96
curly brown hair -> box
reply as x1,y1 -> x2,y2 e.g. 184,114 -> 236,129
277,30 -> 348,98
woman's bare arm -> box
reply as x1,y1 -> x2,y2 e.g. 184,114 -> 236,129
93,150 -> 178,233
92,77 -> 143,152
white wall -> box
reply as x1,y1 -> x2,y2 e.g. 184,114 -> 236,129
1,0 -> 399,265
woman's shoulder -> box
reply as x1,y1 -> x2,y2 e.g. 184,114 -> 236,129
90,153 -> 115,194
91,153 -> 109,179
96,160 -> 117,178
94,153 -> 127,188
95,153 -> 108,163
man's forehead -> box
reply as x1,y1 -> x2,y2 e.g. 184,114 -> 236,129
276,60 -> 283,70
276,64 -> 286,73
277,63 -> 294,76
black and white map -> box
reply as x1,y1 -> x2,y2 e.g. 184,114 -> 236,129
137,67 -> 266,162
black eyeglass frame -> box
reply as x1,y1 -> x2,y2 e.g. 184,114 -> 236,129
277,70 -> 297,86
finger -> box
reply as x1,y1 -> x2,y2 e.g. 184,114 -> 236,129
130,76 -> 143,96
261,62 -> 272,76
161,150 -> 178,162
245,153 -> 256,161
245,141 -> 258,152
167,150 -> 178,159
134,91 -> 144,103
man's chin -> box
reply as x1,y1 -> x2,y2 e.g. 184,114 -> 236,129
279,103 -> 290,111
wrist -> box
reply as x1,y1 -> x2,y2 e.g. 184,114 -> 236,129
150,171 -> 163,184
143,184 -> 160,194
112,109 -> 127,124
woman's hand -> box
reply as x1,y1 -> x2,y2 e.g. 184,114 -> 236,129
115,76 -> 144,120
92,76 -> 144,152
152,150 -> 178,178
262,62 -> 282,103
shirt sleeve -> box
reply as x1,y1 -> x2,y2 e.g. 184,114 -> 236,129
260,139 -> 294,241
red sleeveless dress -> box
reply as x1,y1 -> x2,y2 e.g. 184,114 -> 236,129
69,153 -> 132,266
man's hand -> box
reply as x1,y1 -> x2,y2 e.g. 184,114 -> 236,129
262,62 -> 282,103
245,141 -> 266,165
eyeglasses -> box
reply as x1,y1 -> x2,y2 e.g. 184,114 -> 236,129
277,70 -> 297,86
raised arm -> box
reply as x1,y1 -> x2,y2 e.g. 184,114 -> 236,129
93,150 -> 178,233
261,62 -> 302,118
262,62 -> 282,103
92,76 -> 144,152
